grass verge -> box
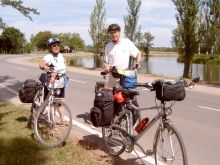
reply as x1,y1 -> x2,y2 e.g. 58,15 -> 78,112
0,101 -> 111,165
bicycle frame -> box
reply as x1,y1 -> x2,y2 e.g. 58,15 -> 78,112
118,101 -> 172,143
33,73 -> 64,125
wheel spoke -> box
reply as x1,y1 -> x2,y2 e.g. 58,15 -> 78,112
155,124 -> 187,165
34,99 -> 72,147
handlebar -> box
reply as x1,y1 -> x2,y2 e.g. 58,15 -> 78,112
100,65 -> 200,90
101,64 -> 139,76
136,77 -> 200,91
181,77 -> 200,88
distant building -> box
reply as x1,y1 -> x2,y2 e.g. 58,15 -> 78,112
64,45 -> 70,53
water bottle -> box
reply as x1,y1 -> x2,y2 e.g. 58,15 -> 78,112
135,117 -> 149,133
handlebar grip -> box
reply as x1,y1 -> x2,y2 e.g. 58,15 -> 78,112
192,77 -> 200,83
101,72 -> 107,75
132,64 -> 139,70
136,82 -> 153,89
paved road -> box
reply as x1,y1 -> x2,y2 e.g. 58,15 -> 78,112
0,55 -> 220,165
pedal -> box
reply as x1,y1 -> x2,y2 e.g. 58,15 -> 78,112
146,150 -> 154,156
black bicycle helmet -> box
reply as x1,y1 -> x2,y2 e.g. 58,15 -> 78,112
47,38 -> 60,47
107,24 -> 121,33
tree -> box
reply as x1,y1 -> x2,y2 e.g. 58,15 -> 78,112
23,42 -> 32,53
124,0 -> 142,68
124,0 -> 142,42
0,0 -> 39,28
1,27 -> 25,53
139,32 -> 154,56
198,0 -> 220,55
0,18 -> 6,29
172,0 -> 199,78
31,31 -> 53,50
58,33 -> 85,52
172,27 -> 184,54
88,0 -> 107,54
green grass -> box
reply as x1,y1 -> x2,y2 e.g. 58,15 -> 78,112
0,101 -> 110,165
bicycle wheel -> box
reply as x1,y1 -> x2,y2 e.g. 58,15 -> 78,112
102,114 -> 129,156
154,123 -> 188,165
34,98 -> 72,147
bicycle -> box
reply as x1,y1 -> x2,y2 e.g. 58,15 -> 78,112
98,68 -> 199,164
30,69 -> 72,147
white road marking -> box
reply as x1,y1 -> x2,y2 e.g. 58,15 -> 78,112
71,119 -> 102,137
14,67 -> 26,71
2,84 -> 155,164
71,118 -> 155,165
69,78 -> 86,84
198,106 -> 220,112
0,84 -> 18,95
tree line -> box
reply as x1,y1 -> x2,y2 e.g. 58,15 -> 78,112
172,0 -> 220,77
0,27 -> 85,54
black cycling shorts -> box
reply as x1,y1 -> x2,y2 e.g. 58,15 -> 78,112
44,85 -> 65,99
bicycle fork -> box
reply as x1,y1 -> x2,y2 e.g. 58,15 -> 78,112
47,95 -> 55,124
158,121 -> 175,162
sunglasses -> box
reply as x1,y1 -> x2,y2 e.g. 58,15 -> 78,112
52,44 -> 60,47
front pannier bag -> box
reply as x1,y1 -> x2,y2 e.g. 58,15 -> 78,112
118,69 -> 137,89
19,79 -> 41,103
90,88 -> 114,127
153,80 -> 186,101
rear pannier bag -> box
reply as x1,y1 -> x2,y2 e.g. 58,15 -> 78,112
153,80 -> 186,101
90,89 -> 114,127
19,79 -> 41,103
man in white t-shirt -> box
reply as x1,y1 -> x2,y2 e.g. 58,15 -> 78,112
39,37 -> 68,125
104,23 -> 142,88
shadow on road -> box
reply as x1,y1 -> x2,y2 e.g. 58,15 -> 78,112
76,112 -> 92,124
78,134 -> 148,165
0,75 -> 24,101
0,75 -> 14,84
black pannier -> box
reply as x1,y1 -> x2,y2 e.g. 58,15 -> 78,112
153,80 -> 186,101
19,79 -> 41,103
90,88 -> 114,127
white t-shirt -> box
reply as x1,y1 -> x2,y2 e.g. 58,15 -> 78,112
104,38 -> 139,70
43,53 -> 66,74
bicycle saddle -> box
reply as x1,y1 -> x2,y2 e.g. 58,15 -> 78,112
122,89 -> 139,98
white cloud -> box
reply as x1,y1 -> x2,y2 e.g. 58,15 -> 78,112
143,27 -> 174,47
142,0 -> 175,10
0,0 -> 178,47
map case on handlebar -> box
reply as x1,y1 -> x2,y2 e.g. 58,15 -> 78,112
116,69 -> 137,89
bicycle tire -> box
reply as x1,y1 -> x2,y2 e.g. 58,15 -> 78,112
102,113 -> 129,156
34,98 -> 72,147
154,123 -> 188,165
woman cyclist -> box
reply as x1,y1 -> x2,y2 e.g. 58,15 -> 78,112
39,37 -> 69,125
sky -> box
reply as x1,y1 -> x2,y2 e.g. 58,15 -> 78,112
0,0 -> 177,47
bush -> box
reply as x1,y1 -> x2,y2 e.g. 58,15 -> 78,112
178,54 -> 220,65
192,55 -> 210,64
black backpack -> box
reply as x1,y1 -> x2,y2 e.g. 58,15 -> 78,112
90,88 -> 114,127
19,79 -> 41,103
